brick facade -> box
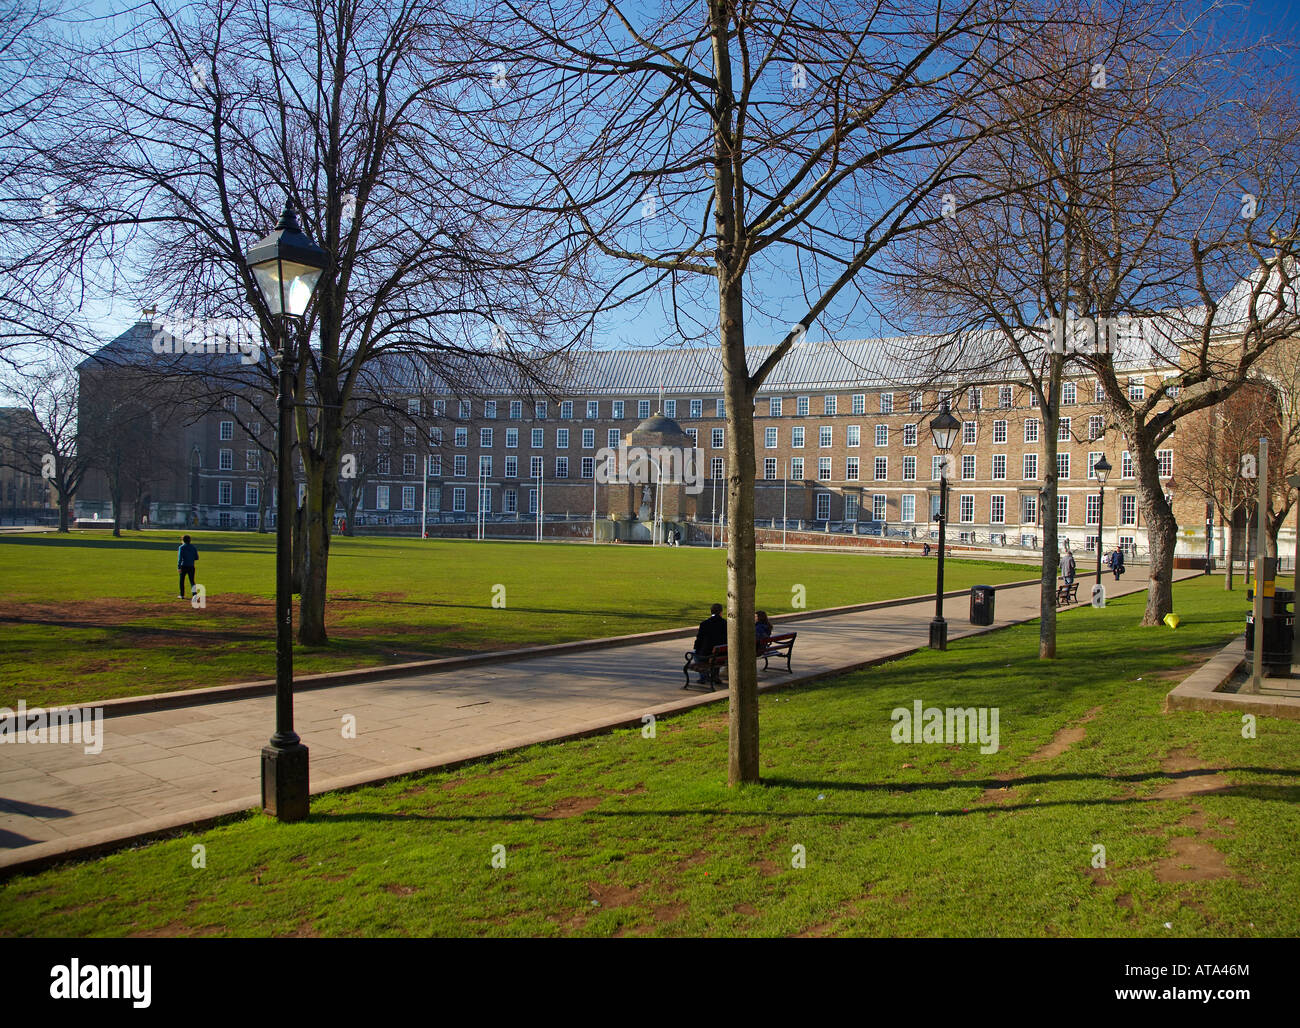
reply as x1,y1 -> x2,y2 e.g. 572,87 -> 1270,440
73,320 -> 1262,557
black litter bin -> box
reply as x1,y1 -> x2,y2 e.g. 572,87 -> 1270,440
970,585 -> 995,626
1245,608 -> 1294,672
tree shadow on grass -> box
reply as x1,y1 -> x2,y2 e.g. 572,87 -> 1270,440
302,769 -> 1300,827
762,767 -> 1300,793
305,782 -> 1300,827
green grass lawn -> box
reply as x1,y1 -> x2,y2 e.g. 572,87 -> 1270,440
0,532 -> 1032,707
2,576 -> 1294,938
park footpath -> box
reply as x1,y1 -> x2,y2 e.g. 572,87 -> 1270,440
0,568 -> 1197,875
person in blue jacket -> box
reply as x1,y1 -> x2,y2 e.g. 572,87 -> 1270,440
177,535 -> 199,598
1111,546 -> 1125,581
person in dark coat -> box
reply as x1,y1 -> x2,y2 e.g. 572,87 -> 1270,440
754,610 -> 773,653
177,534 -> 199,598
1111,547 -> 1125,580
694,603 -> 727,684
1061,548 -> 1076,587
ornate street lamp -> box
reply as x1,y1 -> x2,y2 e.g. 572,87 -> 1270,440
1093,454 -> 1111,587
246,202 -> 327,822
929,401 -> 961,650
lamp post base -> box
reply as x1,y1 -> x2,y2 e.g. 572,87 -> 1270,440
261,743 -> 310,821
929,617 -> 948,651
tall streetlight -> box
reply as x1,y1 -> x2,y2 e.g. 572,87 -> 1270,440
1093,454 -> 1112,587
929,401 -> 961,650
245,202 -> 327,822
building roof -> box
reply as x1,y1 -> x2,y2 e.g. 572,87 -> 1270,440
82,267 -> 1295,398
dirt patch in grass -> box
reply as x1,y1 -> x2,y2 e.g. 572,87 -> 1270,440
1086,866 -> 1112,887
1155,836 -> 1232,883
1152,747 -> 1232,799
383,884 -> 419,896
976,782 -> 1021,806
754,859 -> 782,877
734,902 -> 759,916
535,795 -> 602,820
1151,748 -> 1237,884
586,880 -> 642,910
978,707 -> 1105,804
524,774 -> 555,787
651,901 -> 687,923
1029,706 -> 1103,762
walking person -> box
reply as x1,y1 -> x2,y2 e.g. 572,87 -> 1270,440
1061,547 -> 1076,587
177,534 -> 199,599
1111,546 -> 1125,581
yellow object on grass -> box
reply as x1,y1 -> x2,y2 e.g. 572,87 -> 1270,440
1163,612 -> 1181,629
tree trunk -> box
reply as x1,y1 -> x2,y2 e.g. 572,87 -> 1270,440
258,475 -> 271,532
711,0 -> 758,787
345,482 -> 361,537
291,499 -> 304,594
1225,516 -> 1234,590
298,434 -> 340,646
1039,357 -> 1062,658
57,495 -> 70,532
720,277 -> 758,786
1134,441 -> 1177,625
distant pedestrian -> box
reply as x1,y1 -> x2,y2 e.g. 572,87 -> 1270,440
177,534 -> 199,599
693,603 -> 727,685
1111,547 -> 1125,581
923,542 -> 931,557
1061,548 -> 1076,587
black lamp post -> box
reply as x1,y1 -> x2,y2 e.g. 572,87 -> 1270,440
1093,454 -> 1111,587
245,202 -> 327,822
929,401 -> 961,650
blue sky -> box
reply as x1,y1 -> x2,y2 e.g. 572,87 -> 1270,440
57,0 -> 1300,358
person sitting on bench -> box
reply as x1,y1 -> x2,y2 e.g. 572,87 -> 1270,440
693,603 -> 727,684
755,610 -> 772,653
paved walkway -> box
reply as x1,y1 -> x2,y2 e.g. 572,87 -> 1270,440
0,570 -> 1194,872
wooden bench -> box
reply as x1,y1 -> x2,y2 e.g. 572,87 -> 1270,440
682,632 -> 798,691
759,632 -> 797,673
1055,581 -> 1079,607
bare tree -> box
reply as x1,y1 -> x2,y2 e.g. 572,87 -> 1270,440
882,5 -> 1165,656
0,0 -> 94,372
454,0 -> 1075,782
24,0 -> 582,642
1179,380 -> 1296,587
890,3 -> 1300,631
0,359 -> 89,530
77,366 -> 181,536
